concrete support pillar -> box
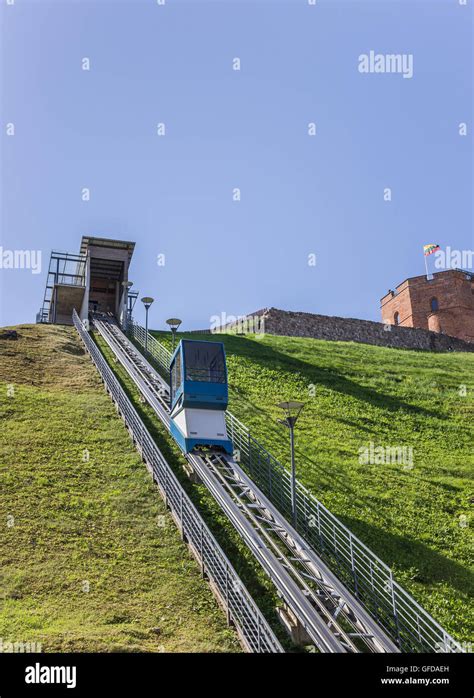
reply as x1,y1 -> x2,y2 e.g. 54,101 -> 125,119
118,270 -> 129,329
277,605 -> 313,646
79,253 -> 90,323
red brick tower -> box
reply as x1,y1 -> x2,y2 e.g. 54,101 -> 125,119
380,269 -> 474,343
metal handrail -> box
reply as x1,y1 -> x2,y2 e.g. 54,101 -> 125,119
128,319 -> 464,654
73,311 -> 283,654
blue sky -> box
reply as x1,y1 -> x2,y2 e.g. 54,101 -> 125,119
1,0 -> 472,330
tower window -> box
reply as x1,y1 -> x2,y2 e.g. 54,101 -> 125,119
394,312 -> 399,325
430,297 -> 439,312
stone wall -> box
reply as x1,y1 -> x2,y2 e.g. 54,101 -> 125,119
257,308 -> 473,352
190,306 -> 474,352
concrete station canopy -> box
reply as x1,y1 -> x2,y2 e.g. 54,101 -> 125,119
80,236 -> 135,278
80,236 -> 136,323
80,236 -> 135,262
41,236 -> 136,326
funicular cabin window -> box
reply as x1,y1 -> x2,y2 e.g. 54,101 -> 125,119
184,342 -> 226,383
171,351 -> 182,400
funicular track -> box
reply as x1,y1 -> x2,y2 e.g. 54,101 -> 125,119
91,313 -> 398,654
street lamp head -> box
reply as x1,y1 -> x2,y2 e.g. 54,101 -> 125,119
141,296 -> 154,309
276,400 -> 305,427
166,317 -> 182,331
122,280 -> 133,289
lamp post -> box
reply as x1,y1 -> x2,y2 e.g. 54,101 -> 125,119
121,280 -> 133,330
166,318 -> 182,352
140,297 -> 154,353
276,401 -> 305,527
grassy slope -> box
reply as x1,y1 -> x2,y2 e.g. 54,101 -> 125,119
92,331 -> 291,650
0,324 -> 240,652
153,330 -> 474,643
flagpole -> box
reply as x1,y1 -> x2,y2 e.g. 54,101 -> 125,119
424,253 -> 429,280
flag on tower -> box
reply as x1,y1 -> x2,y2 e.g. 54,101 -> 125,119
423,243 -> 440,256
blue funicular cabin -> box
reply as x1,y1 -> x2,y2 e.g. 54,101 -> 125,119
169,339 -> 233,454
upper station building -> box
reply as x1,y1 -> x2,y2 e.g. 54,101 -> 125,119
380,269 -> 474,343
38,236 -> 137,326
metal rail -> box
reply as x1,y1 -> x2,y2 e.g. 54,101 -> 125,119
128,320 -> 464,654
94,314 -> 398,653
72,310 -> 283,654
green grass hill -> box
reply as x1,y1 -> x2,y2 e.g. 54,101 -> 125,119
0,324 -> 240,652
153,329 -> 474,644
1,321 -> 472,650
